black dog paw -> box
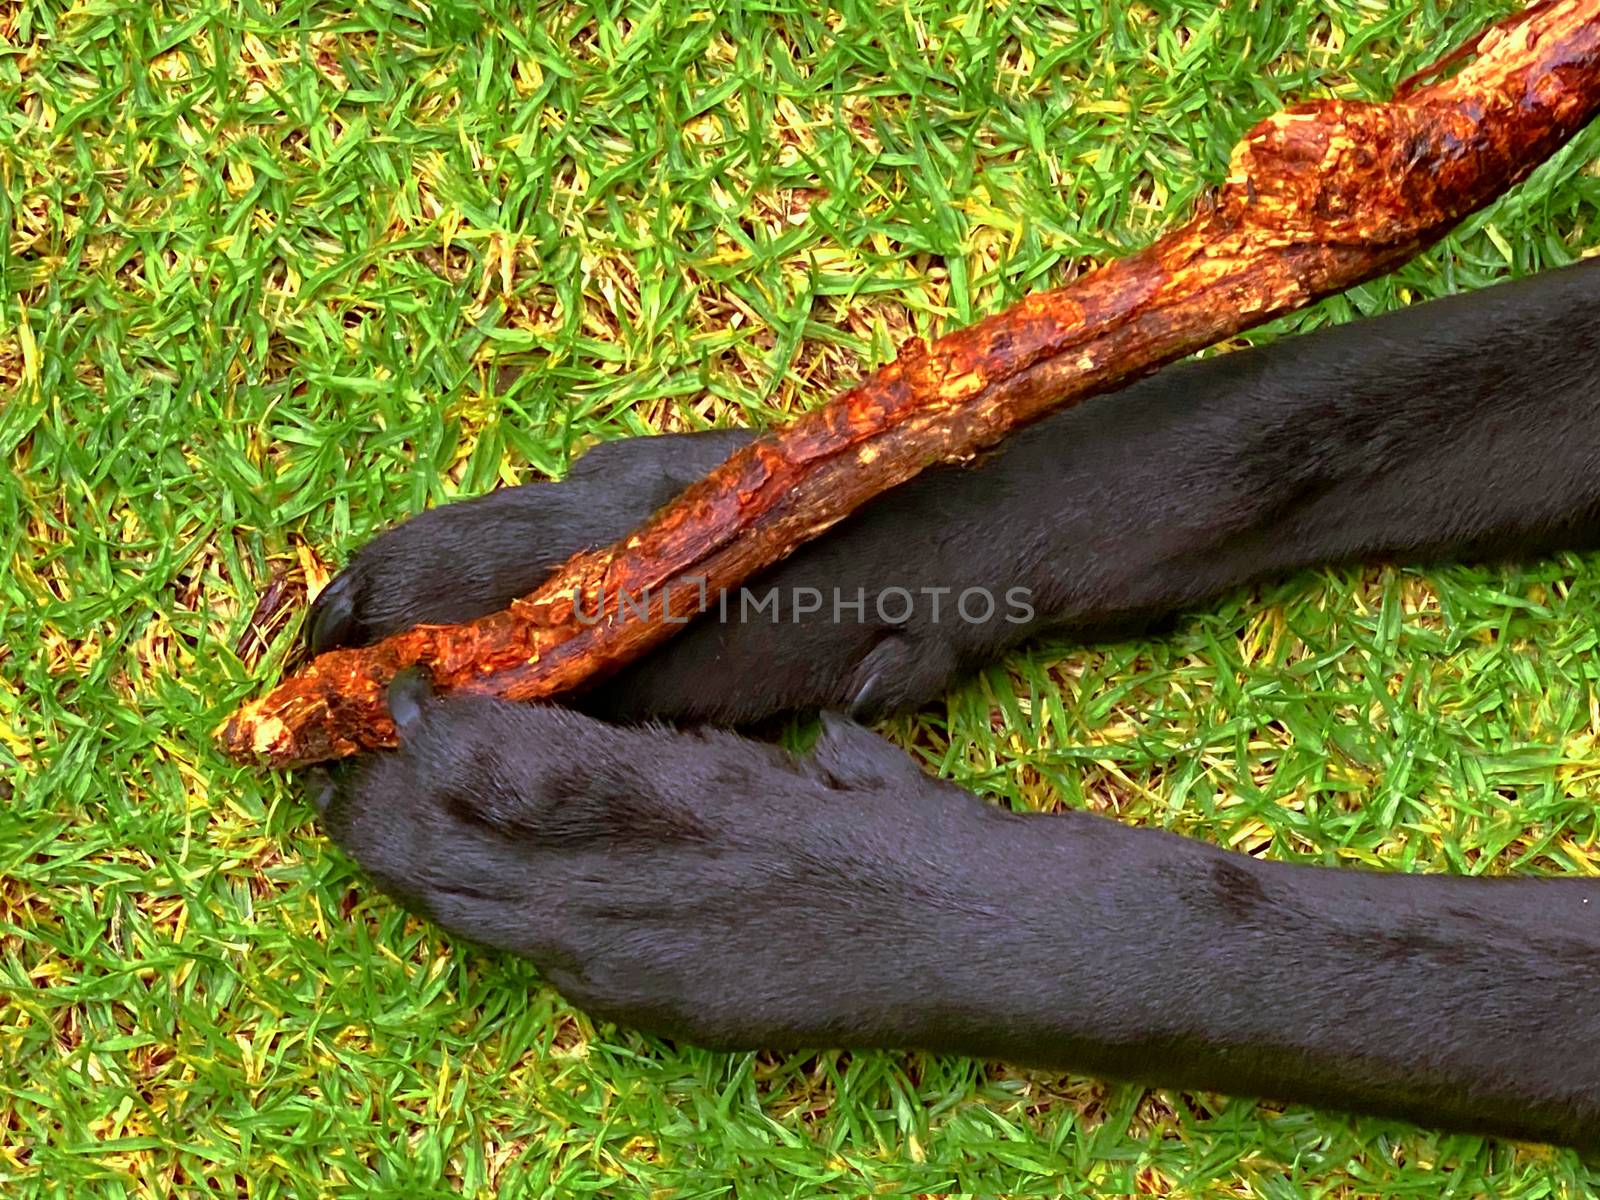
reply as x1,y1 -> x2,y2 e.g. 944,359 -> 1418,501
306,430 -> 754,654
314,694 -> 987,1047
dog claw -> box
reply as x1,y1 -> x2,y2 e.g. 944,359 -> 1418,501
306,572 -> 360,655
387,666 -> 436,737
305,766 -> 338,814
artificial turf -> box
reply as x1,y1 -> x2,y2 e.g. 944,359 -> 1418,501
6,0 -> 1600,1193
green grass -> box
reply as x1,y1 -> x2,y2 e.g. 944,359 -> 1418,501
5,0 -> 1600,1193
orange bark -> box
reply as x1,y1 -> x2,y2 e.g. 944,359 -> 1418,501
221,0 -> 1600,767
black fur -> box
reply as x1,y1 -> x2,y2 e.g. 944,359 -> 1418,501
311,259 -> 1600,1150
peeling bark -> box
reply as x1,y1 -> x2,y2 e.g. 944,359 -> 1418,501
221,0 -> 1600,767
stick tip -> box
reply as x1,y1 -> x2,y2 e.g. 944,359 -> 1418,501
213,703 -> 291,766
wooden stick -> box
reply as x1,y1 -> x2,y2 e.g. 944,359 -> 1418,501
220,0 -> 1600,767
